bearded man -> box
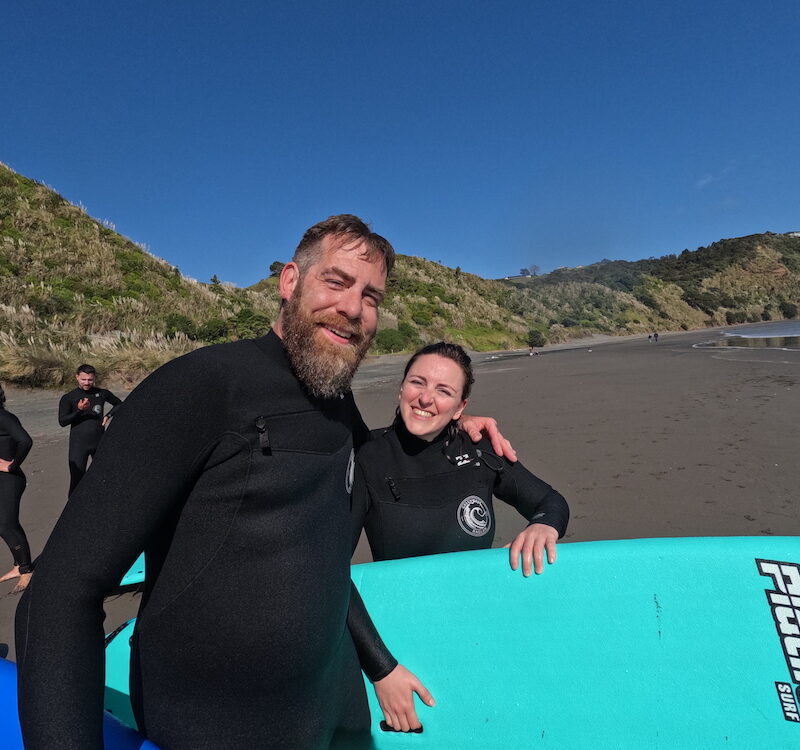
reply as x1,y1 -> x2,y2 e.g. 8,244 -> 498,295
16,215 -> 510,750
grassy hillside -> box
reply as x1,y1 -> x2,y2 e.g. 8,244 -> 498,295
0,163 -> 277,385
1,160 -> 798,387
504,233 -> 800,335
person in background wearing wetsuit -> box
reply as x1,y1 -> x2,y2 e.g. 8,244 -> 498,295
0,385 -> 35,593
351,342 -> 570,731
58,364 -> 122,495
17,216 -> 512,750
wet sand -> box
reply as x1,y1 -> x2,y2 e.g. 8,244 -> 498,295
2,326 -> 799,659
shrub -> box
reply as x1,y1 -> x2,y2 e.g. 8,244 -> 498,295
725,310 -> 747,325
527,330 -> 546,347
164,313 -> 197,339
779,301 -> 798,319
375,329 -> 408,353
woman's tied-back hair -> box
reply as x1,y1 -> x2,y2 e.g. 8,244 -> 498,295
292,214 -> 396,276
402,341 -> 475,401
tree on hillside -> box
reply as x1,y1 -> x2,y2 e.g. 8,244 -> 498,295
519,268 -> 531,277
527,330 -> 546,348
527,264 -> 541,276
269,261 -> 285,277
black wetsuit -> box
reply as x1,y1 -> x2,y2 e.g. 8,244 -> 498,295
58,386 -> 121,494
16,331 -> 393,750
352,421 -> 569,561
0,409 -> 33,574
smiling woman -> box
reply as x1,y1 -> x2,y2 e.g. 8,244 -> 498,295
352,342 -> 569,568
398,350 -> 469,441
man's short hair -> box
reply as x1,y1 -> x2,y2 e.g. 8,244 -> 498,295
76,364 -> 96,376
293,214 -> 395,276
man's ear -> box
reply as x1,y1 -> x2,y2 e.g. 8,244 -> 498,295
279,262 -> 301,302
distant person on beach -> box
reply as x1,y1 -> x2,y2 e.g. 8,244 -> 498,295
648,334 -> 652,343
58,364 -> 122,495
17,215 -> 512,750
653,332 -> 659,343
0,385 -> 34,594
350,342 -> 569,730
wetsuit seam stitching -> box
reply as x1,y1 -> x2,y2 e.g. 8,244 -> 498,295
139,432 -> 251,626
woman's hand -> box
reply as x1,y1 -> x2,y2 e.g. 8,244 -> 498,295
373,663 -> 435,732
507,523 -> 559,576
0,458 -> 11,473
458,415 -> 517,462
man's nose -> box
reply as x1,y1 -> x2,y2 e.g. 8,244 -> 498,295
335,287 -> 363,321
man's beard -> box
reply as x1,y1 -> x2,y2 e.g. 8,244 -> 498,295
281,293 -> 373,399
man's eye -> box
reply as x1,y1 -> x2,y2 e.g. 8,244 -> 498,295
326,279 -> 344,288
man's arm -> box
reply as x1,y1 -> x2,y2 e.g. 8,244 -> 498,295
458,414 -> 517,461
58,392 -> 81,427
16,356 -> 220,749
104,389 -> 123,418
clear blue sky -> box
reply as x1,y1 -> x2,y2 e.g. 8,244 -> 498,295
3,1 -> 798,286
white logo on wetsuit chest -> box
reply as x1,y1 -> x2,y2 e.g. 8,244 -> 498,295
345,448 -> 355,494
457,495 -> 491,537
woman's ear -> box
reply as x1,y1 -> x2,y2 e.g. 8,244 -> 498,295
453,399 -> 468,422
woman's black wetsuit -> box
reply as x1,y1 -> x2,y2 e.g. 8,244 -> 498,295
0,409 -> 33,573
351,420 -> 569,561
58,386 -> 121,494
17,332 -> 393,750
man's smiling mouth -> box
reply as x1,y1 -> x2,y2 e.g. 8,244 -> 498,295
320,324 -> 356,343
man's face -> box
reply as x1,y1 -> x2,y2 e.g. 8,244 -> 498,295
76,372 -> 95,390
277,235 -> 387,398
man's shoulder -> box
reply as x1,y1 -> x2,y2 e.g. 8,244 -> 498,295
155,337 -> 272,377
356,425 -> 395,462
130,335 -> 285,403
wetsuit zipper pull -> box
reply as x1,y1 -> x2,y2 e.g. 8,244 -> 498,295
386,477 -> 400,501
255,416 -> 271,455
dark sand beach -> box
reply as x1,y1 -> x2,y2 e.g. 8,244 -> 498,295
1,326 -> 798,660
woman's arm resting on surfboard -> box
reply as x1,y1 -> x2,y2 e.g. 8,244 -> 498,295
507,523 -> 559,576
373,664 -> 435,732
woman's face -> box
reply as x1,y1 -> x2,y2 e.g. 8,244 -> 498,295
399,354 -> 468,441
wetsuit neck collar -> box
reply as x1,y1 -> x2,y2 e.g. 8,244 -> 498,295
394,416 -> 452,455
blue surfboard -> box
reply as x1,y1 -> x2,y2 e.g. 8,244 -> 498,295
0,658 -> 159,750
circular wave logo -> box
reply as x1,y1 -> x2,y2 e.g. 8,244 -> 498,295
457,495 -> 491,537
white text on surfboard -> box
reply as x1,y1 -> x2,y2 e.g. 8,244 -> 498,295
757,558 -> 800,722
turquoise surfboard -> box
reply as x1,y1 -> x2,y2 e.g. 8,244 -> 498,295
119,553 -> 145,588
98,536 -> 800,748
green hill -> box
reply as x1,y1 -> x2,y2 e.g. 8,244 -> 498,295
504,233 -> 800,334
1,161 -> 798,386
0,163 -> 278,385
